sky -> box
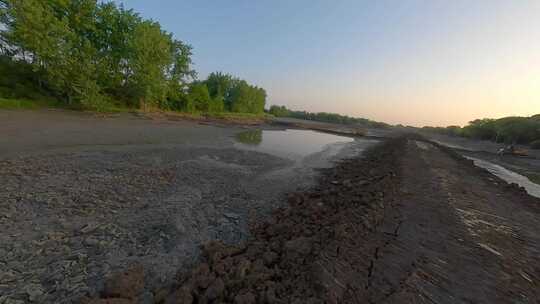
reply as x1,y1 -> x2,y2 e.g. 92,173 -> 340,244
116,0 -> 540,127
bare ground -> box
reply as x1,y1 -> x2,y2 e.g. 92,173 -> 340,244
88,136 -> 540,303
2,111 -> 539,304
0,110 -> 371,304
422,132 -> 540,186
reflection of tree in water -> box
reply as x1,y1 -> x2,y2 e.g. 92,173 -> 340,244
235,129 -> 262,145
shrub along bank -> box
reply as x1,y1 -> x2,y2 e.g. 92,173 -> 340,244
422,115 -> 540,148
0,1 -> 266,115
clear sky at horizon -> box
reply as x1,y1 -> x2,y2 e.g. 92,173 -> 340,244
116,0 -> 539,127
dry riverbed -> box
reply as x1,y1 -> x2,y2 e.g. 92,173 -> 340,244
0,110 -> 373,303
2,111 -> 539,304
88,135 -> 540,304
422,133 -> 540,190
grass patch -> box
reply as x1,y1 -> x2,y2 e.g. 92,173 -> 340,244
0,97 -> 141,113
525,173 -> 540,185
156,110 -> 273,123
206,112 -> 273,120
0,97 -> 60,109
0,97 -> 273,125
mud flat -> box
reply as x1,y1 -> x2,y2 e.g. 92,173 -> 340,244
271,117 -> 376,137
88,135 -> 540,304
421,132 -> 540,158
423,132 -> 540,188
0,110 -> 375,303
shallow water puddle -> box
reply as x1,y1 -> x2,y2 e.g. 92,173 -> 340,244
234,129 -> 354,159
465,156 -> 540,198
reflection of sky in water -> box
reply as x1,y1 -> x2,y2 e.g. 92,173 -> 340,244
235,129 -> 353,159
465,156 -> 540,198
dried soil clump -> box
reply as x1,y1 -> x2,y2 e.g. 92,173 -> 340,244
88,138 -> 403,303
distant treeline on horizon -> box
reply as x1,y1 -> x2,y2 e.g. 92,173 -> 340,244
268,105 -> 389,129
0,0 -> 266,114
421,115 -> 540,149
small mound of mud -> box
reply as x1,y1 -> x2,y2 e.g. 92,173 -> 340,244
85,138 -> 404,303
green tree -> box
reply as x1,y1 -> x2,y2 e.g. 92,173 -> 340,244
186,82 -> 211,112
229,80 -> 266,114
269,105 -> 290,117
93,2 -> 141,99
166,40 -> 196,101
208,95 -> 224,112
128,21 -> 172,110
1,0 -> 195,111
1,0 -> 268,115
461,119 -> 497,140
204,72 -> 237,110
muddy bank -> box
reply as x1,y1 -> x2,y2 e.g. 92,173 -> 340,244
86,137 -> 403,304
0,110 -> 237,159
420,132 -> 540,158
422,132 -> 540,189
87,135 -> 540,303
0,110 -> 376,304
271,117 -> 369,137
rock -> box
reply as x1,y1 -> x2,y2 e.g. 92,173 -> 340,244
204,278 -> 224,300
192,263 -> 210,276
251,259 -> 267,273
236,259 -> 251,279
0,297 -> 26,304
24,283 -> 44,302
234,292 -> 256,304
223,212 -> 240,220
80,223 -> 100,234
103,264 -> 144,300
139,291 -> 154,304
153,287 -> 169,303
264,288 -> 279,304
284,237 -> 313,256
85,236 -> 100,246
358,180 -> 370,186
262,251 -> 278,266
287,193 -> 304,205
193,264 -> 214,289
0,270 -> 17,283
165,286 -> 193,304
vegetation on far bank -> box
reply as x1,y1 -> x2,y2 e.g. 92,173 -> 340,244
268,104 -> 389,128
0,0 -> 266,116
422,115 -> 540,149
0,97 -> 60,110
526,173 -> 540,185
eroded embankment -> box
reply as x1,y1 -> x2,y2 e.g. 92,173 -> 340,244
85,137 -> 405,303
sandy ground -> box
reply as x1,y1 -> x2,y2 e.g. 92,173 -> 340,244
0,110 -> 373,303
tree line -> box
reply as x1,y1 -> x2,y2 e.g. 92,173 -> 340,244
0,0 -> 266,114
268,104 -> 389,128
422,115 -> 540,149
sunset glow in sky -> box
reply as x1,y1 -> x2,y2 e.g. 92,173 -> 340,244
118,0 -> 539,126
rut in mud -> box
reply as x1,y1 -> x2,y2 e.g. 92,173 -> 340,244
87,136 -> 540,304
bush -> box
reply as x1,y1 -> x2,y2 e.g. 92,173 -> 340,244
187,83 -> 211,112
530,140 -> 540,150
208,96 -> 225,113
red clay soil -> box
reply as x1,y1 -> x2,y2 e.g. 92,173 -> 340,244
85,136 -> 540,304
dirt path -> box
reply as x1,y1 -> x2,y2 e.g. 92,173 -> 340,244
89,136 -> 540,303
364,139 -> 540,303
